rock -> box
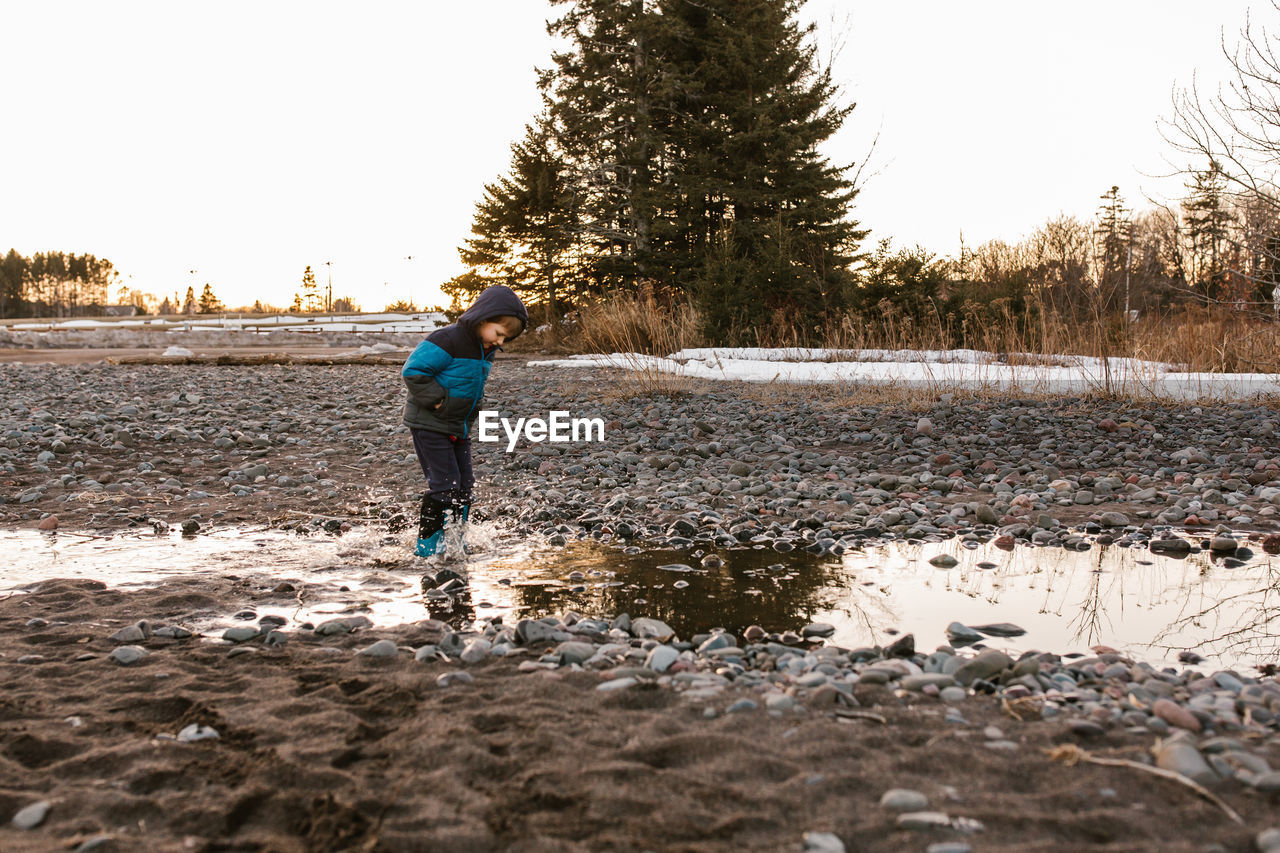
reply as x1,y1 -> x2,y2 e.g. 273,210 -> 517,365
597,677 -> 638,692
1152,698 -> 1201,733
108,621 -> 150,643
1257,828 -> 1280,853
1150,537 -> 1191,555
646,644 -> 680,673
801,622 -> 835,638
802,831 -> 846,852
11,800 -> 51,830
900,674 -> 957,692
945,622 -> 983,644
177,724 -> 219,742
222,626 -> 259,643
515,618 -> 560,645
1154,738 -> 1217,786
37,514 -> 59,530
108,646 -> 147,665
880,789 -> 929,811
885,633 -> 915,658
630,617 -> 675,641
743,625 -> 767,642
436,671 -> 475,688
969,622 -> 1025,638
953,649 -> 1013,686
1098,511 -> 1129,527
460,639 -> 491,664
1209,535 -> 1238,553
896,811 -> 953,831
357,639 -> 399,658
929,554 -> 959,568
555,641 -> 595,666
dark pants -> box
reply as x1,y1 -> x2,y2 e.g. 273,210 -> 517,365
411,428 -> 474,506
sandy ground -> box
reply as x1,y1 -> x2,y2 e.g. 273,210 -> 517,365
2,574 -> 1279,853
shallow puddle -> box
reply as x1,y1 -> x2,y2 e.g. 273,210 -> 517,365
3,525 -> 1277,670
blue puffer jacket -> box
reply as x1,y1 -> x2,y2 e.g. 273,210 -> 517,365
401,286 -> 528,437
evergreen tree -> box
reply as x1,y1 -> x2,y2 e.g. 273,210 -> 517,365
0,249 -> 25,318
450,124 -> 582,317
458,0 -> 865,342
301,265 -> 319,312
657,0 -> 865,340
1093,186 -> 1132,311
1183,160 -> 1233,300
183,286 -> 196,314
197,283 -> 223,314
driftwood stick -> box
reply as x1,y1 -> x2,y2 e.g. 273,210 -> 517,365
1047,745 -> 1244,825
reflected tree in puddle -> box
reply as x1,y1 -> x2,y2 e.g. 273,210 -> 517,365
493,541 -> 851,638
1152,561 -> 1280,663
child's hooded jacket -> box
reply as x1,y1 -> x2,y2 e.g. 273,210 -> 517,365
401,285 -> 528,437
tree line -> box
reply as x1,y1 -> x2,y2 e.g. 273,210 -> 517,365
0,249 -> 120,318
447,0 -> 1280,346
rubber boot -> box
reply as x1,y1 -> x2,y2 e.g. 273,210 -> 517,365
415,495 -> 450,557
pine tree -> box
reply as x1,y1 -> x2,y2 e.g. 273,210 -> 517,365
197,283 -> 223,314
1093,186 -> 1131,311
1183,161 -> 1233,301
450,124 -> 581,317
182,286 -> 196,315
301,265 -> 319,312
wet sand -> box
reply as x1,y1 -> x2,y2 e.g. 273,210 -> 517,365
3,574 -> 1279,853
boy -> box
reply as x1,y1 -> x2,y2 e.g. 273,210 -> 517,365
402,285 -> 528,557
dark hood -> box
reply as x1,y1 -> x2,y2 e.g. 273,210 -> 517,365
456,285 -> 529,340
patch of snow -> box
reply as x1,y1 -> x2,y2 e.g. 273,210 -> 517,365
162,346 -> 194,357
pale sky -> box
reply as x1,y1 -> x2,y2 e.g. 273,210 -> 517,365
0,1 -> 1264,311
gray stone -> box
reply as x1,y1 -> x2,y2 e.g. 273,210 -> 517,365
357,639 -> 399,658
108,645 -> 147,665
801,622 -> 836,638
879,788 -> 929,811
646,644 -> 680,673
1098,511 -> 1130,527
1154,738 -> 1217,786
222,626 -> 259,643
597,677 -> 638,692
953,649 -> 1013,685
436,671 -> 475,688
900,673 -> 958,692
515,618 -> 559,645
896,811 -> 953,831
108,621 -> 150,643
631,617 -> 675,641
945,622 -> 983,644
929,554 -> 959,568
177,723 -> 219,742
11,800 -> 51,830
802,831 -> 846,852
460,639 -> 491,664
555,641 -> 595,666
1257,828 -> 1280,853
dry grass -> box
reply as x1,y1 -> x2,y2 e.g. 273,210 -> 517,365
546,292 -> 1280,374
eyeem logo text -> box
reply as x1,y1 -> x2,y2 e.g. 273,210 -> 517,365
477,410 -> 605,452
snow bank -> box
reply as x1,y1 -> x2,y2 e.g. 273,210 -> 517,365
530,349 -> 1280,401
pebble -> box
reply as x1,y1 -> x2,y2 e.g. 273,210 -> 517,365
222,626 -> 260,643
108,646 -> 147,665
879,788 -> 929,811
357,639 -> 399,658
11,800 -> 51,830
802,831 -> 846,852
436,671 -> 475,688
177,724 -> 219,742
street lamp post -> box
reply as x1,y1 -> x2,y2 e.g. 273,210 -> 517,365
324,261 -> 332,313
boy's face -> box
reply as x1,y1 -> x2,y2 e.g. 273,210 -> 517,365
477,315 -> 522,348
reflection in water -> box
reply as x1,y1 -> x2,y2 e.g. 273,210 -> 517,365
3,525 -> 1278,669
